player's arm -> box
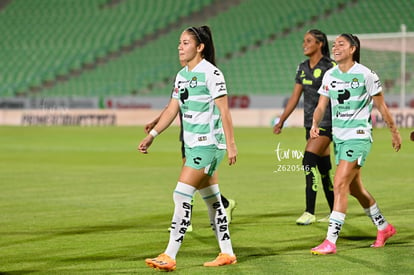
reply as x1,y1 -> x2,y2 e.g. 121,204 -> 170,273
215,95 -> 237,165
144,113 -> 162,134
138,100 -> 179,154
372,92 -> 401,152
310,95 -> 329,138
273,83 -> 303,134
144,101 -> 173,134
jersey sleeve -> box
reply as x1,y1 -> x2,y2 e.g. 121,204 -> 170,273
171,74 -> 180,100
170,76 -> 178,99
365,70 -> 383,96
294,64 -> 302,84
317,73 -> 330,98
206,68 -> 227,99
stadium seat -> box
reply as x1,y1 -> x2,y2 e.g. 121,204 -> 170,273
0,0 -> 412,98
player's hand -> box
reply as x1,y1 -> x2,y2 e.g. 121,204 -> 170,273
391,131 -> 402,152
227,143 -> 237,165
138,135 -> 154,154
273,122 -> 283,134
310,125 -> 319,138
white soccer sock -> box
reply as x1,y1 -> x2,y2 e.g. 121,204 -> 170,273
164,182 -> 196,259
364,203 -> 389,230
199,184 -> 234,256
326,211 -> 346,244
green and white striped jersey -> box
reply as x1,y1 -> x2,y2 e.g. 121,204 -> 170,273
318,62 -> 382,143
172,59 -> 227,149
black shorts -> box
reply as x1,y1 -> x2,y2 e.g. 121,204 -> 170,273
305,126 -> 332,141
181,141 -> 185,159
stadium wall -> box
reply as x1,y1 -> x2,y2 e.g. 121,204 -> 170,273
0,108 -> 297,127
1,108 -> 414,128
1,94 -> 414,110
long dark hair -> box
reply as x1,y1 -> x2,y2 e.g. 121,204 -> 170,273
186,25 -> 216,66
307,29 -> 330,57
340,33 -> 360,62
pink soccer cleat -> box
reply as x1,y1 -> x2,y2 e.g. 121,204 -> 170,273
371,224 -> 396,248
311,239 -> 337,255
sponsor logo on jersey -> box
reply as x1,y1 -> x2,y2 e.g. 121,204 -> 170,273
337,89 -> 351,104
177,80 -> 189,88
336,111 -> 354,118
179,88 -> 189,104
173,87 -> 179,97
216,81 -> 226,92
303,79 -> 313,85
375,79 -> 382,89
198,136 -> 207,141
330,80 -> 347,89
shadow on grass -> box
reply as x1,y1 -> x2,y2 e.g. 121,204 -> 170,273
2,212 -> 412,274
0,272 -> 39,275
0,214 -> 170,248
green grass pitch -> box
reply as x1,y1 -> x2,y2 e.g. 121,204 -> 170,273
0,126 -> 413,274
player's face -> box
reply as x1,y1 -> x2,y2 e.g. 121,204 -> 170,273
178,31 -> 201,65
302,33 -> 321,57
332,36 -> 355,63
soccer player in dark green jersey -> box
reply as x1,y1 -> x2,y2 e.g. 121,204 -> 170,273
274,30 -> 336,225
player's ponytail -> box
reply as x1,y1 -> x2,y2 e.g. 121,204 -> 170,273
186,26 -> 216,66
340,33 -> 360,63
307,29 -> 330,58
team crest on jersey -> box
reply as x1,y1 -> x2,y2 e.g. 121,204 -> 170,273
350,78 -> 359,89
313,68 -> 322,78
189,76 -> 197,88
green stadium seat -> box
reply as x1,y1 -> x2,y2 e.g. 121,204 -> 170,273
0,0 -> 412,98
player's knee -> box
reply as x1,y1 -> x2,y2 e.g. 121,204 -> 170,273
302,151 -> 319,167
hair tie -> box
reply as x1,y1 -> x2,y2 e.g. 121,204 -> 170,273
189,27 -> 202,43
342,33 -> 358,46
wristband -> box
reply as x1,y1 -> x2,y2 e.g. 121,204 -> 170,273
149,129 -> 158,138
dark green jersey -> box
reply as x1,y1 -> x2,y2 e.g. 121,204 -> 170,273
295,56 -> 336,128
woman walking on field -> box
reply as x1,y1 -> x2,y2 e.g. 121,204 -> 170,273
310,33 -> 401,255
274,29 -> 336,225
138,25 -> 237,271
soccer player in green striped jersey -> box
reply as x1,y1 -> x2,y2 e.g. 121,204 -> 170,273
310,33 -> 402,255
144,65 -> 237,232
139,26 -> 237,270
